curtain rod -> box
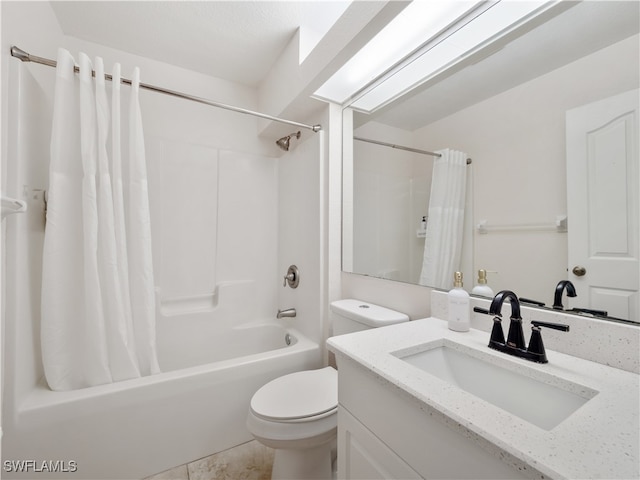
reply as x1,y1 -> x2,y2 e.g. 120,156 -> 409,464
10,46 -> 322,133
354,136 -> 472,164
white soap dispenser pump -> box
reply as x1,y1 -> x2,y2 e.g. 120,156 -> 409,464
448,272 -> 470,332
471,269 -> 495,298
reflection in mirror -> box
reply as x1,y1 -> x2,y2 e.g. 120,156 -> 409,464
342,1 -> 639,323
346,134 -> 473,288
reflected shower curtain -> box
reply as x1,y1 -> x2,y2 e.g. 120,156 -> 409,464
419,149 -> 468,289
41,49 -> 160,391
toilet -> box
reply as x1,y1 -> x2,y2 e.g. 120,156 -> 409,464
246,299 -> 409,480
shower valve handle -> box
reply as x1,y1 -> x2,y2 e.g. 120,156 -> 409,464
283,265 -> 300,288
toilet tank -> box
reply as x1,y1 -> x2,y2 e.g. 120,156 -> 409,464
330,299 -> 409,336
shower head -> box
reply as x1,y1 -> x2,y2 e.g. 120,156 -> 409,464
276,131 -> 301,151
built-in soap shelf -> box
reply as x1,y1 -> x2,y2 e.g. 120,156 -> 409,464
158,291 -> 218,317
1,196 -> 27,220
157,280 -> 256,318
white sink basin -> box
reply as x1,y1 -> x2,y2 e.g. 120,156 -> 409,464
394,341 -> 597,430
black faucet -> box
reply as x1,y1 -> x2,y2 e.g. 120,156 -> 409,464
553,280 -> 577,310
490,290 -> 525,349
474,290 -> 570,363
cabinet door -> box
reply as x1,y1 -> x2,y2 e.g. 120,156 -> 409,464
338,407 -> 422,480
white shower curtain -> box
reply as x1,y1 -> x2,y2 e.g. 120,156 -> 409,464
41,48 -> 160,391
419,149 -> 468,289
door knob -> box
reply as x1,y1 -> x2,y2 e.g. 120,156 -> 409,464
572,265 -> 586,277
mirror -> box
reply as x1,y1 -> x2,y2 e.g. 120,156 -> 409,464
342,1 -> 639,323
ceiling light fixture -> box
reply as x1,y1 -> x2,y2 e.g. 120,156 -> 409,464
313,0 -> 478,105
314,0 -> 558,113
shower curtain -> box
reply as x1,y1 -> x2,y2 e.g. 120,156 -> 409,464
419,149 -> 468,289
41,49 -> 160,391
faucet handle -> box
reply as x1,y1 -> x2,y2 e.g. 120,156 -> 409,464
473,307 -> 506,346
531,320 -> 570,332
489,317 -> 506,345
282,265 -> 300,288
527,320 -> 570,363
527,327 -> 547,362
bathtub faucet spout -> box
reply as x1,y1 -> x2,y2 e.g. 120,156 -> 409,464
277,308 -> 296,319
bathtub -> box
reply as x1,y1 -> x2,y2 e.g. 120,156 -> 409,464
3,315 -> 321,480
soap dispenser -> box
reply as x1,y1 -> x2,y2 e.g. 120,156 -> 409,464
448,272 -> 470,332
471,269 -> 494,298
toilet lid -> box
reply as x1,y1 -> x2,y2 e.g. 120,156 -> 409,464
250,367 -> 338,421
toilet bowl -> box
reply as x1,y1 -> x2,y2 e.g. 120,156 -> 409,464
247,299 -> 409,480
247,367 -> 338,480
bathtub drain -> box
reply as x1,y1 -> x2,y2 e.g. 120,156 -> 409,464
285,333 -> 292,346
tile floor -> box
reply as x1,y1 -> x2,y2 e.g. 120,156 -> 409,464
144,441 -> 274,480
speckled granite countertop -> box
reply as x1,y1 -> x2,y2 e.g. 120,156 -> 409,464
327,318 -> 640,480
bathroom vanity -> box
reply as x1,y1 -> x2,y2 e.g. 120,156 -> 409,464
327,318 -> 639,479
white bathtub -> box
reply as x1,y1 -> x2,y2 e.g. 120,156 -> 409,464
3,317 -> 321,480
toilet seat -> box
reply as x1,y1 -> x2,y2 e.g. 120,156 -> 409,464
250,367 -> 337,422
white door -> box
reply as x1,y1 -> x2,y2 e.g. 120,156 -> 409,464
566,89 -> 639,321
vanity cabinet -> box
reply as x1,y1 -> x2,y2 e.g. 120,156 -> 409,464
336,359 -> 530,480
339,407 -> 421,479
330,318 -> 639,479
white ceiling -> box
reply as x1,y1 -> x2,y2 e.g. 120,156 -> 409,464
50,1 -> 308,87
